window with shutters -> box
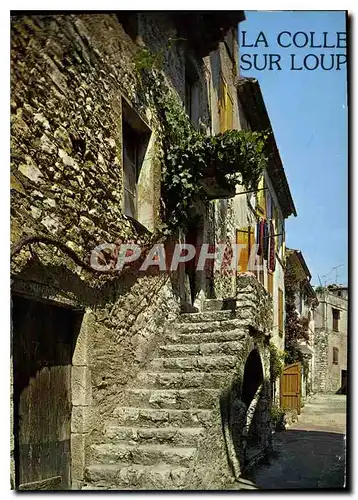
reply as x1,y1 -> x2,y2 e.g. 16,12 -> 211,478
332,308 -> 340,332
278,288 -> 284,336
236,226 -> 254,273
218,73 -> 233,133
333,347 -> 339,365
122,100 -> 151,222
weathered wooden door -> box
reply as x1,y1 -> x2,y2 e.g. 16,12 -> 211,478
280,362 -> 301,415
12,296 -> 79,490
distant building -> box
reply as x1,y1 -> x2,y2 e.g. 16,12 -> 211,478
285,249 -> 318,400
314,285 -> 348,393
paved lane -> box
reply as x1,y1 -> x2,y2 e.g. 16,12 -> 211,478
246,395 -> 346,490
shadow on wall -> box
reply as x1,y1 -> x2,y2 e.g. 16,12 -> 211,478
11,249 -> 184,310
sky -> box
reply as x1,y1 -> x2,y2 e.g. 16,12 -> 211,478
238,11 -> 348,286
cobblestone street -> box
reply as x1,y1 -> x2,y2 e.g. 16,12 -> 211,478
246,395 -> 347,490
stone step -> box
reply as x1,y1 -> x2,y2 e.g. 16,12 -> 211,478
111,407 -> 213,428
124,388 -> 221,410
81,485 -> 110,490
202,298 -> 236,312
148,355 -> 238,372
236,291 -> 257,300
91,443 -> 197,467
84,464 -> 189,490
171,319 -> 247,334
134,371 -> 232,389
178,310 -> 236,323
238,477 -> 258,490
166,330 -> 247,345
103,425 -> 204,446
158,340 -> 243,357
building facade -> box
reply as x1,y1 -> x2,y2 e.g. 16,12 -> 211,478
314,285 -> 348,394
285,249 -> 318,400
11,12 -> 296,490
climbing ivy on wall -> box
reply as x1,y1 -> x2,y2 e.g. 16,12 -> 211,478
269,342 -> 285,381
284,265 -> 310,373
135,44 -> 269,234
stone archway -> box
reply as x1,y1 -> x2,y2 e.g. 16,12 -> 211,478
221,344 -> 271,480
240,347 -> 272,471
242,349 -> 264,407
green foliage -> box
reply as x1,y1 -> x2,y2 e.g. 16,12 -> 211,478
162,129 -> 268,231
284,265 -> 310,350
283,266 -> 312,377
135,47 -> 163,73
269,342 -> 285,381
134,44 -> 269,234
270,405 -> 285,428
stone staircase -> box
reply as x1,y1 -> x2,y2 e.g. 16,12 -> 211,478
83,300 -> 257,490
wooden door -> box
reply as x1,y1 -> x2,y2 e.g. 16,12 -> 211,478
280,362 -> 301,415
12,296 -> 79,490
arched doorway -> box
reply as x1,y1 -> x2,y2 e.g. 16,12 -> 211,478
221,347 -> 269,479
242,349 -> 264,406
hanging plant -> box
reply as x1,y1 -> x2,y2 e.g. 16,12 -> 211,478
134,45 -> 269,234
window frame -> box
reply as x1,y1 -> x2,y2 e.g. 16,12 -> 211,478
185,57 -> 200,126
332,308 -> 340,332
121,98 -> 151,222
333,347 -> 339,365
122,122 -> 139,219
236,226 -> 256,274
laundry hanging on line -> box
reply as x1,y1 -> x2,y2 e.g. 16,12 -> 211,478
269,220 -> 276,272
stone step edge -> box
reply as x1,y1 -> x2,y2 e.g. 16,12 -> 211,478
84,463 -> 191,478
137,370 -> 232,377
92,442 -> 197,451
126,388 -> 221,397
112,406 -> 215,415
150,355 -> 238,362
104,425 -> 204,435
158,340 -> 243,350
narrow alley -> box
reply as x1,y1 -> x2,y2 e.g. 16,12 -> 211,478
246,395 -> 346,489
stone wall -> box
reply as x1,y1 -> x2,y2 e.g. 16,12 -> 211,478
10,13 -> 187,489
11,14 -> 164,258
